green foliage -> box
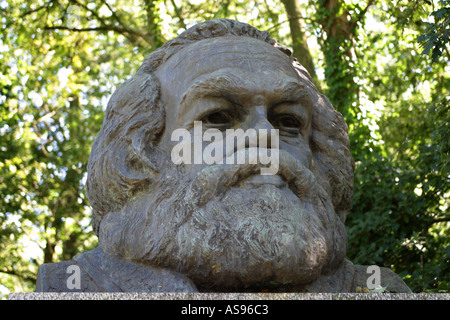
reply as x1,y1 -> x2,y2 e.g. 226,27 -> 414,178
418,0 -> 449,61
305,0 -> 449,293
1,0 -> 448,296
344,1 -> 449,292
0,0 -> 151,297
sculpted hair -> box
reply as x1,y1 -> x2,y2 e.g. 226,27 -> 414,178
86,18 -> 354,235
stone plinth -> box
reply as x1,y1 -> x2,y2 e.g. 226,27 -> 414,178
8,292 -> 450,300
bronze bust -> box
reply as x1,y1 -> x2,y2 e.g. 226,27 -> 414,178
36,19 -> 410,293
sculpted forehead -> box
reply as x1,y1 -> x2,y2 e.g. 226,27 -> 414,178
155,36 -> 299,92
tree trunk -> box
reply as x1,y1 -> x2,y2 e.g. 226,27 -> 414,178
316,0 -> 358,120
281,0 -> 318,83
317,0 -> 375,120
44,237 -> 55,263
144,0 -> 165,48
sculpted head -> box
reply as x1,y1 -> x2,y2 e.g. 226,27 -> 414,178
86,19 -> 354,291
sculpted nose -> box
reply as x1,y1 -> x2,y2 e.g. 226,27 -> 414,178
247,106 -> 277,149
247,106 -> 270,129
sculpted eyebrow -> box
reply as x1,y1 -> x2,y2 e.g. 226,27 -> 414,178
274,81 -> 309,102
177,75 -> 244,122
178,72 -> 311,124
180,75 -> 242,106
181,74 -> 307,106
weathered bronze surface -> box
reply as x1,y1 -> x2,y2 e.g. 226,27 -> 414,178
36,19 -> 410,293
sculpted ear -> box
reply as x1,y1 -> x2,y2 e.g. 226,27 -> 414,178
86,73 -> 165,235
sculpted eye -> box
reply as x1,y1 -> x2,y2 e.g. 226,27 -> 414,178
271,115 -> 302,133
273,116 -> 301,128
201,110 -> 234,127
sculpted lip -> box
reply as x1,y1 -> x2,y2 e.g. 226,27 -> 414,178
242,174 -> 286,187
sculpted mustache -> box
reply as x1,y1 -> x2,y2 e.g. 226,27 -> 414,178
182,148 -> 320,207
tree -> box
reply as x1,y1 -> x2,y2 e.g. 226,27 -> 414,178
1,0 -> 153,296
343,0 -> 449,292
1,0 -> 448,296
280,0 -> 318,82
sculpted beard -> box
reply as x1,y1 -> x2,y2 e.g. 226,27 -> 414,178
98,148 -> 348,291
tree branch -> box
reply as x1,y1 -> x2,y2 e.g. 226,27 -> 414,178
0,269 -> 37,282
20,4 -> 48,18
267,15 -> 320,31
426,217 -> 450,228
421,217 -> 450,235
50,0 -> 150,46
44,25 -> 128,33
43,25 -> 148,46
170,0 -> 187,30
70,0 -> 108,26
3,3 -> 50,32
362,0 -> 377,16
350,0 -> 377,33
101,0 -> 128,29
